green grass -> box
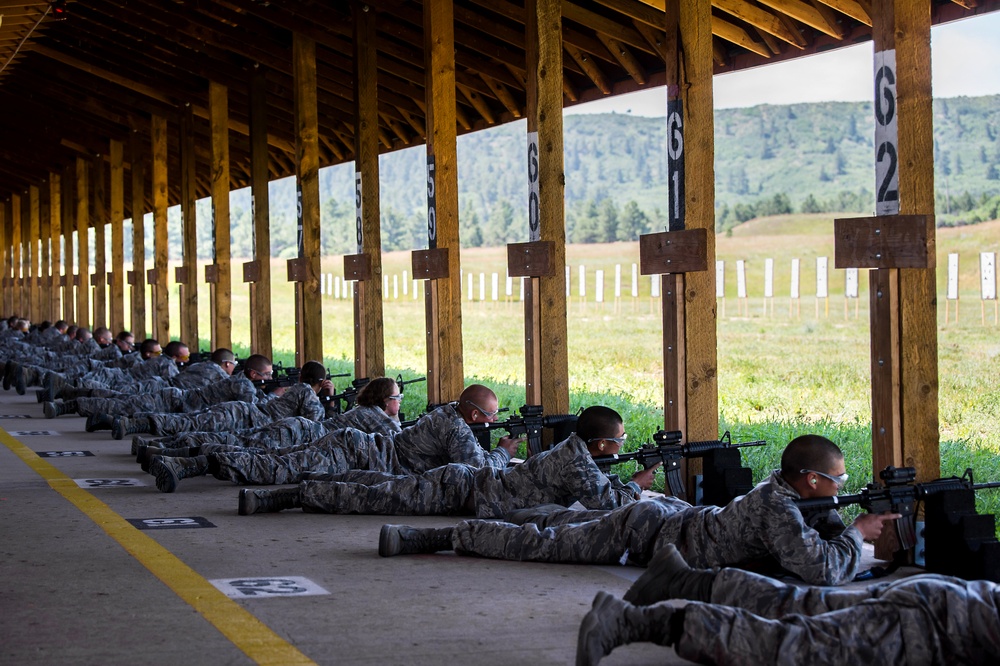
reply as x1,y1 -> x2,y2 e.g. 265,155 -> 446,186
140,213 -> 1000,527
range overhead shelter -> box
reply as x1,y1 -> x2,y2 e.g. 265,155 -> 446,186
1,0 -> 997,516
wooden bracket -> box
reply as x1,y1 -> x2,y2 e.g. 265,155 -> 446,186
73,274 -> 81,286
411,247 -> 449,280
174,266 -> 189,284
343,253 -> 371,282
286,257 -> 308,282
507,241 -> 555,278
126,270 -> 136,286
834,215 -> 934,269
91,272 -> 105,286
146,268 -> 157,284
243,260 -> 260,283
639,229 -> 709,275
205,264 -> 219,284
60,275 -> 68,286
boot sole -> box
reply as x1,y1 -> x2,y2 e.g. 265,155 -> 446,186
42,402 -> 58,419
378,524 -> 402,557
238,489 -> 257,516
150,459 -> 179,493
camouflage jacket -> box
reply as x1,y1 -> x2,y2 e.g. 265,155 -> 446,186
260,383 -> 324,422
391,404 -> 510,473
170,361 -> 229,390
655,469 -> 864,586
472,434 -> 641,518
323,405 -> 402,437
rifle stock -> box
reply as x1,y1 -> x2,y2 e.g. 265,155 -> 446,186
469,406 -> 579,456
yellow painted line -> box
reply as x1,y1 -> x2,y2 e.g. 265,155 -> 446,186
0,428 -> 315,666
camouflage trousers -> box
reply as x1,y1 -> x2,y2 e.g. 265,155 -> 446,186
300,464 -> 476,515
146,402 -> 268,435
452,498 -> 691,565
672,569 -> 982,665
76,388 -> 182,417
213,429 -> 400,485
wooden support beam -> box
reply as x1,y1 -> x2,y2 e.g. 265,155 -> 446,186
75,157 -> 90,329
28,185 -> 40,322
595,33 -> 647,85
61,169 -> 75,324
248,64 -> 273,359
874,0 -> 940,478
524,0 -> 570,420
179,106 -> 199,350
48,175 -> 62,323
422,0 -> 465,404
40,183 -> 51,324
712,16 -> 772,58
478,73 -> 522,118
209,81 -> 232,351
151,114 -> 170,343
713,0 -> 807,47
293,34 -> 324,365
12,194 -> 22,316
814,0 -> 872,25
109,141 -> 125,334
565,43 -> 612,95
0,202 -> 7,318
353,1 -> 385,380
92,155 -> 107,328
129,132 -> 147,339
456,82 -> 497,125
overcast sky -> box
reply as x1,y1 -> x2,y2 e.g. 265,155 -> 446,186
565,13 -> 1000,115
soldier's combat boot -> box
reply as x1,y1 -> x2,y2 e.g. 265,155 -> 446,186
238,488 -> 303,515
576,592 -> 679,666
85,413 -> 115,432
130,435 -> 163,456
378,524 -> 454,557
43,400 -> 78,419
36,387 -> 53,403
45,372 -> 70,398
139,446 -> 199,472
14,364 -> 27,395
112,415 -> 150,440
3,361 -> 18,391
623,544 -> 716,606
149,455 -> 209,493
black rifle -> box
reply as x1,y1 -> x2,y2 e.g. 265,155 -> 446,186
593,430 -> 766,503
177,350 -> 213,368
317,371 -> 352,405
796,466 -> 1000,548
254,364 -> 301,393
322,377 -> 372,412
469,405 -> 578,457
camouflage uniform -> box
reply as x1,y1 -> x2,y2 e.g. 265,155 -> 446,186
169,361 -> 229,389
143,383 -> 323,435
209,404 -> 507,485
297,434 -> 641,518
167,405 -> 401,454
75,373 -> 257,417
672,568 -> 1000,665
78,355 -> 179,391
450,470 -> 864,586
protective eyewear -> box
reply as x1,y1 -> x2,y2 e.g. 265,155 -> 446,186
464,400 -> 500,419
587,434 -> 628,446
801,469 -> 849,489
387,394 -> 404,402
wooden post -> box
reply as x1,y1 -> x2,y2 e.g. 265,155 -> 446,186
421,0 -> 463,403
28,186 -> 41,322
151,114 -> 170,343
179,106 -> 199,350
0,201 -> 7,317
40,178 -> 52,324
109,141 -> 125,334
209,81 -> 232,351
75,157 -> 90,328
130,132 -> 146,339
247,64 -> 273,359
61,169 -> 74,323
92,154 -> 107,327
292,35 -> 323,365
864,0 -> 940,490
49,173 -> 62,323
522,0 -> 570,418
18,194 -> 27,316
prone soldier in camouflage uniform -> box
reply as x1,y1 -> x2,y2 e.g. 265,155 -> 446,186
378,434 -> 899,587
135,376 -> 404,459
47,349 -> 245,425
576,545 -> 1000,666
147,384 -> 517,494
238,405 -> 656,519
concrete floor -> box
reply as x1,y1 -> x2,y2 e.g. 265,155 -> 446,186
0,388 -> 902,665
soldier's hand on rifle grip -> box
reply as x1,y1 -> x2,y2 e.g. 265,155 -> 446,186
630,462 -> 662,491
318,379 -> 335,397
498,436 -> 523,457
271,386 -> 288,397
852,512 -> 903,542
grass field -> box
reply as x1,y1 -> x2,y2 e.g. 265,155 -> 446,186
148,214 -> 1000,522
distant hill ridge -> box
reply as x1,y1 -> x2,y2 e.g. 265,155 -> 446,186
173,95 -> 1000,260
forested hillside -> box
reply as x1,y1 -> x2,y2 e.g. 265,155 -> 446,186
170,94 -> 1000,260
